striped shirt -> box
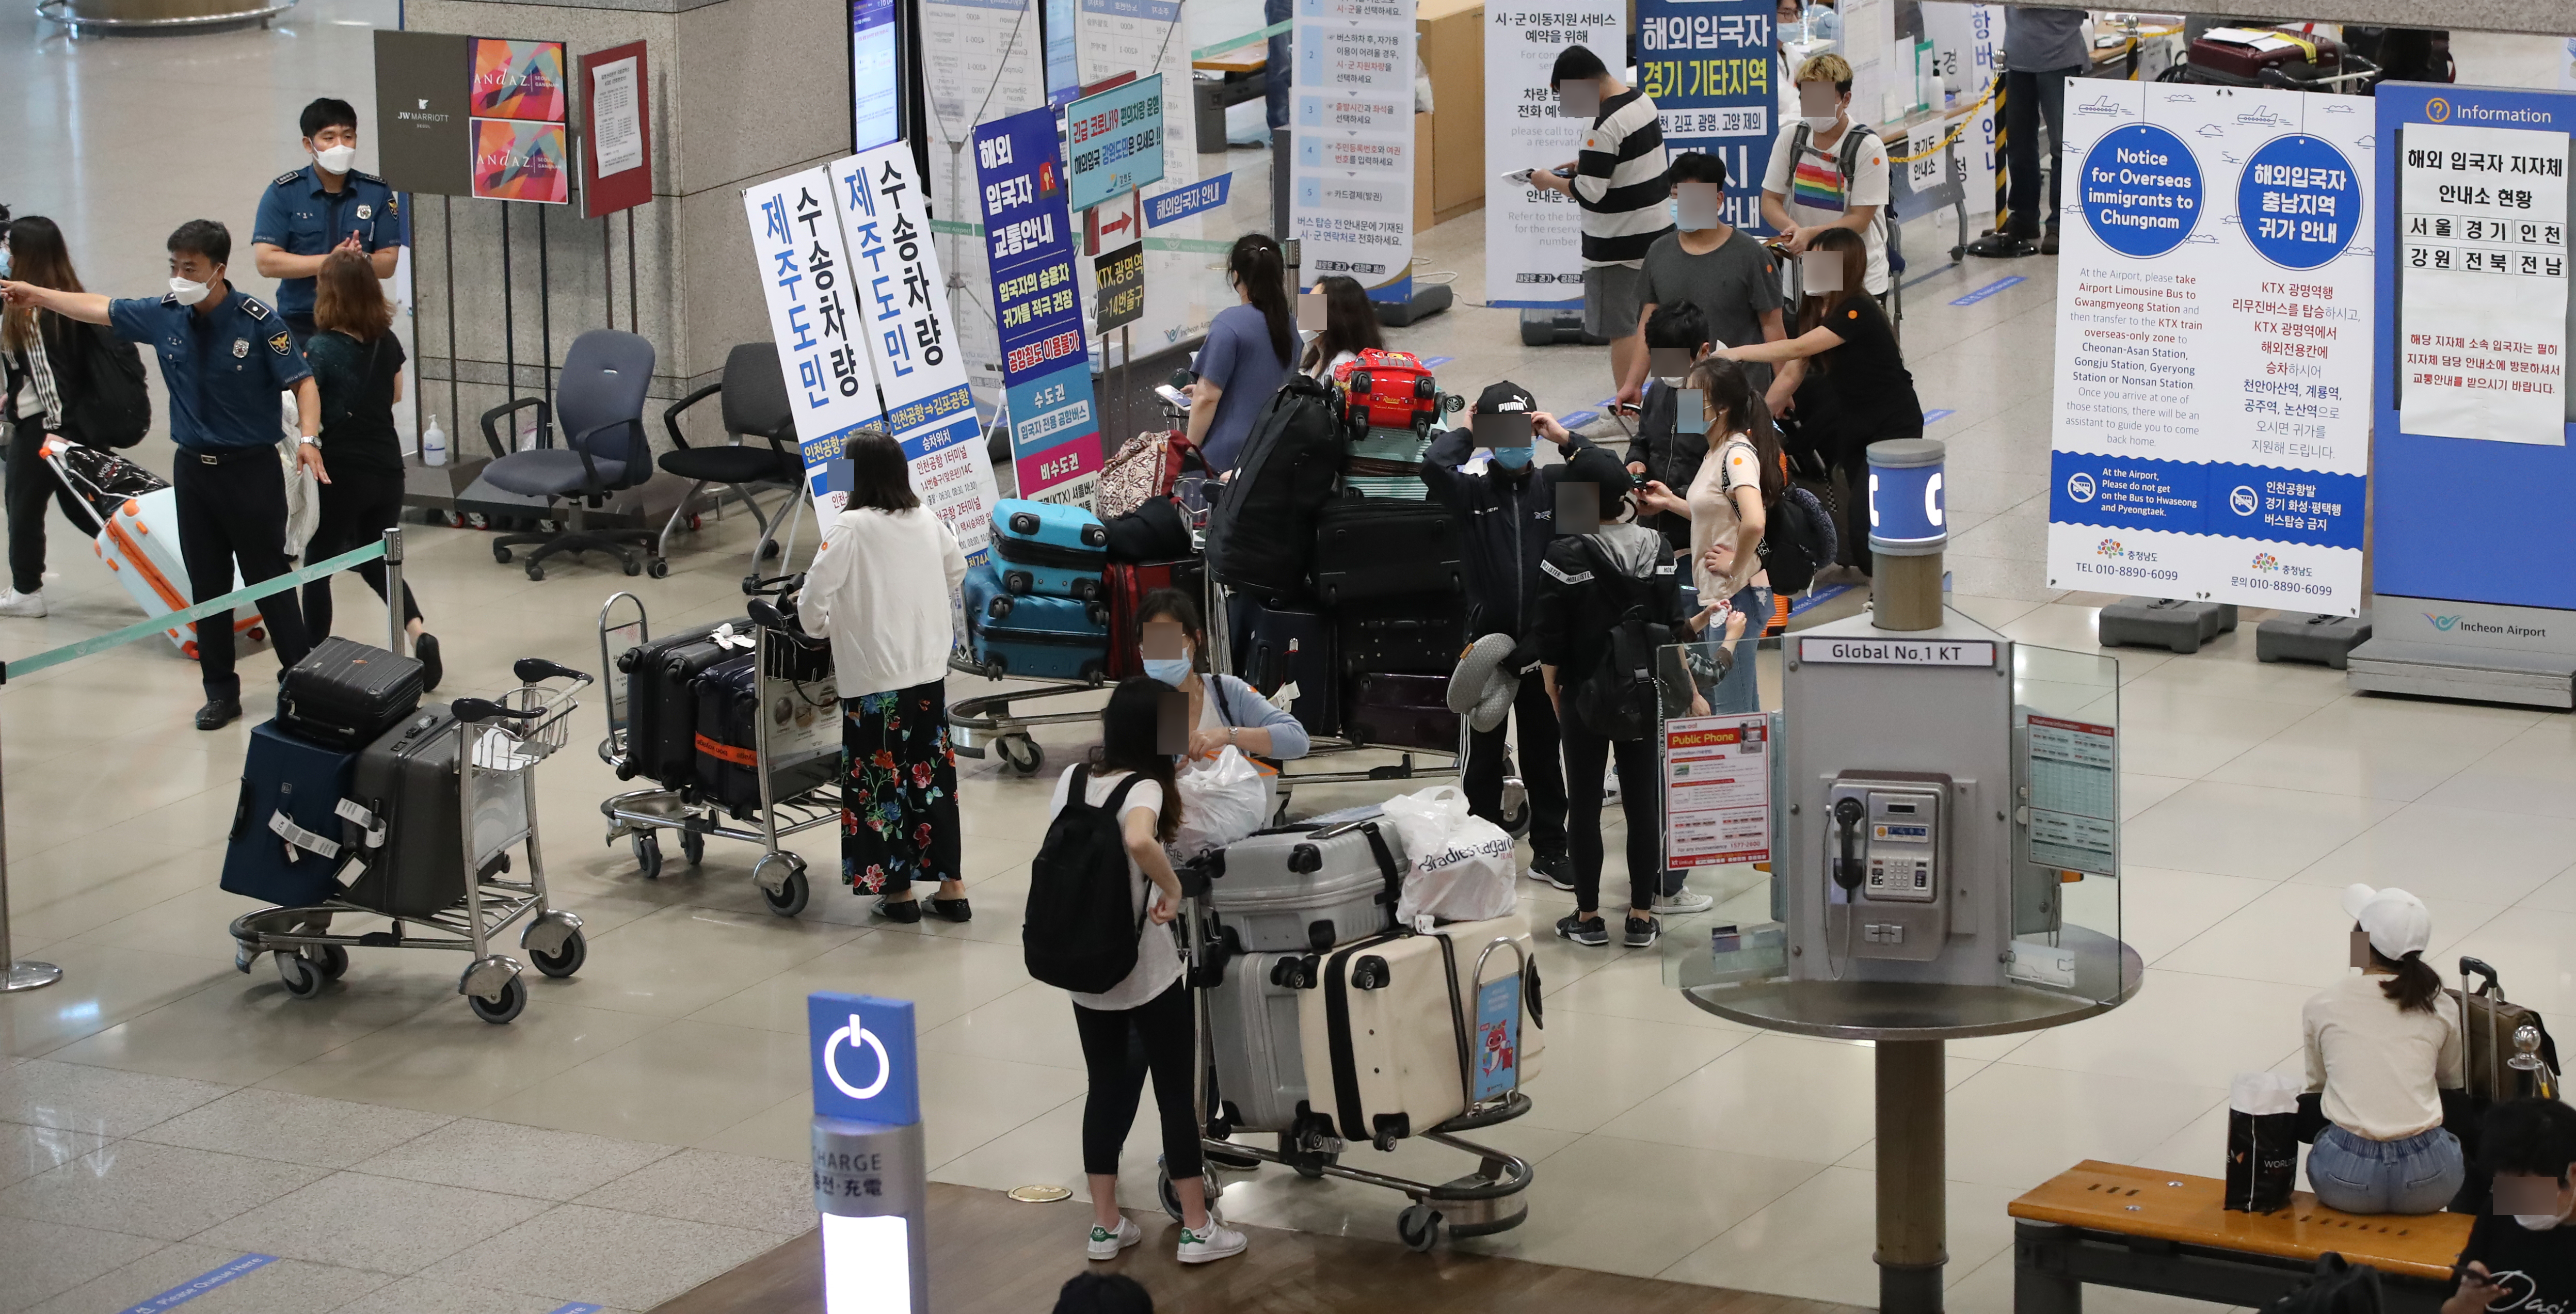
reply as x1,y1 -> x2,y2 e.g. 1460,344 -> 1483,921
5,323 -> 65,431
1574,89 -> 1675,268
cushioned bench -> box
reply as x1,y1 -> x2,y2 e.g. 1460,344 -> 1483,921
2009,1160 -> 2473,1314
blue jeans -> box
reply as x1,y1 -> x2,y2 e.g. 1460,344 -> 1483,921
2307,1124 -> 2464,1215
1710,585 -> 1771,715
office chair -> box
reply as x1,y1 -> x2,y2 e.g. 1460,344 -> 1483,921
655,342 -> 809,592
479,329 -> 662,581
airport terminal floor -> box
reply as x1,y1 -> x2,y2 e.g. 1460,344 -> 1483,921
7,4 -> 2576,1313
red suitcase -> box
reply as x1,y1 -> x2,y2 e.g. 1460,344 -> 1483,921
1331,349 -> 1442,434
1103,558 -> 1207,679
1341,671 -> 1458,752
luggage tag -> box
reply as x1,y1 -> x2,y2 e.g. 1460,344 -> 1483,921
709,622 -> 755,651
335,797 -> 387,848
268,809 -> 342,862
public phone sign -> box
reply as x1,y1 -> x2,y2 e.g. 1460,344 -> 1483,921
973,107 -> 1102,508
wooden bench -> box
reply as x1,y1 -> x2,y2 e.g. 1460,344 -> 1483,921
2009,1160 -> 2473,1314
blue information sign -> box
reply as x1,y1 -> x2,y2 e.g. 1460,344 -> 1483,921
1144,172 -> 1229,227
2238,133 -> 2360,270
973,107 -> 1102,503
809,993 -> 920,1126
2078,123 -> 2201,259
1635,0 -> 1777,233
1066,75 -> 1166,213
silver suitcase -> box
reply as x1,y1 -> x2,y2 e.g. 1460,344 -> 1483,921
1205,820 -> 1405,954
1208,947 -> 1313,1133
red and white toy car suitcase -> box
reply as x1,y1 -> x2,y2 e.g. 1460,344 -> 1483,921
1330,349 -> 1442,434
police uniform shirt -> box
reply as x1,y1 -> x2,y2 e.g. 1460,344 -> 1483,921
250,164 -> 405,323
108,291 -> 312,452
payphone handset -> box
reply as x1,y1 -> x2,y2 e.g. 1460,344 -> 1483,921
1825,780 -> 1945,905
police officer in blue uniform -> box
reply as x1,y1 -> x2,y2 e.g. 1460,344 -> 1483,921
1,220 -> 326,729
252,98 -> 403,346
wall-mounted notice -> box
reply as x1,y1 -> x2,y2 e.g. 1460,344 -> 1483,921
744,169 -> 883,515
1663,713 -> 1771,870
1484,2 -> 1619,309
1636,0 -> 1775,233
2045,83 -> 2372,616
2394,121 -> 2569,447
1290,0 -> 1415,298
833,145 -> 1000,563
579,42 -> 652,218
974,107 -> 1102,507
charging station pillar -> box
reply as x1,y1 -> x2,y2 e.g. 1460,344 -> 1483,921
808,993 -> 929,1314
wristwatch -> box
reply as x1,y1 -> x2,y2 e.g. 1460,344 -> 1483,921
296,435 -> 317,446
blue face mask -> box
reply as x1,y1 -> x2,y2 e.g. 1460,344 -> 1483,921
0,247 -> 11,280
1490,443 -> 1533,470
1145,658 -> 1192,687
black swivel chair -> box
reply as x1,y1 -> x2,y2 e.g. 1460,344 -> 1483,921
656,342 -> 807,591
479,329 -> 663,581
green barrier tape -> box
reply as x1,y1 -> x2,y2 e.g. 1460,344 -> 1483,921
2,539 -> 389,682
931,217 -> 1230,257
930,219 -> 981,237
1191,21 -> 1288,60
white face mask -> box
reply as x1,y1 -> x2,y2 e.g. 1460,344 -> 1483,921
1805,114 -> 1839,131
314,144 -> 358,173
169,276 -> 212,306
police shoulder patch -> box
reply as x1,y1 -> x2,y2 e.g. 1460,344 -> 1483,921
275,169 -> 305,187
239,296 -> 270,321
269,331 -> 293,356
351,169 -> 384,185
161,292 -> 181,307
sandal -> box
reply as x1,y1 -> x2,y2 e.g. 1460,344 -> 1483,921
927,896 -> 973,923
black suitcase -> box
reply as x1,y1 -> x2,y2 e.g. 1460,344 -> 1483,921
277,637 -> 425,750
1235,601 -> 1339,739
1309,496 -> 1462,605
692,651 -> 840,820
221,720 -> 359,908
1333,594 -> 1465,676
339,703 -> 532,919
614,618 -> 753,783
1341,672 -> 1458,751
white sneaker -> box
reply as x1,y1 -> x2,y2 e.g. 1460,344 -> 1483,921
1085,1215 -> 1142,1260
0,589 -> 44,618
1176,1220 -> 1247,1264
1602,767 -> 1621,800
1654,884 -> 1715,915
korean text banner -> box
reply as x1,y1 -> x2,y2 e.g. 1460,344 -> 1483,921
2045,82 -> 2372,616
1636,0 -> 1775,233
1484,1 -> 1619,308
833,145 -> 1001,564
1067,74 -> 1167,213
1290,0 -> 1415,300
743,168 -> 884,517
974,106 -> 1102,508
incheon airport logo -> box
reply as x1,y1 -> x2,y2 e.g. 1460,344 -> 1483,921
2424,613 -> 2462,632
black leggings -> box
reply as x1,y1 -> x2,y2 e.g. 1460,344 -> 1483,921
6,424 -> 92,595
301,467 -> 422,639
1560,716 -> 1661,916
1073,980 -> 1202,1179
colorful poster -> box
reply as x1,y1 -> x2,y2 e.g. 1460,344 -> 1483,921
1663,713 -> 1771,870
1066,75 -> 1166,213
1636,0 -> 1777,233
471,39 -> 567,122
833,145 -> 1001,564
470,120 -> 570,204
1483,1 -> 1619,308
1290,0 -> 1415,299
2045,83 -> 2373,616
974,107 -> 1102,507
2393,121 -> 2569,447
743,168 -> 883,517
1470,975 -> 1523,1102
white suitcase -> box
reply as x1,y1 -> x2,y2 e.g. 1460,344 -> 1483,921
1206,819 -> 1405,953
94,486 -> 260,658
1295,912 -> 1541,1149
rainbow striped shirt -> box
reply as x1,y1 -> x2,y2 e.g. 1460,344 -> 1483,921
1789,147 -> 1847,213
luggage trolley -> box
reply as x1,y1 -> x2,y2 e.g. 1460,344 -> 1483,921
227,659 -> 593,1024
596,591 -> 841,917
1161,863 -> 1542,1253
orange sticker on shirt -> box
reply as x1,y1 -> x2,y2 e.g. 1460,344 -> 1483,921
1847,309 -> 1859,318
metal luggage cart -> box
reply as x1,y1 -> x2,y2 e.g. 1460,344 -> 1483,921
944,658 -> 1111,777
1159,864 -> 1541,1252
227,658 -> 594,1025
596,591 -> 841,918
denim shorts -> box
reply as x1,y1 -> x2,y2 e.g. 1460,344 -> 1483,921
2307,1124 -> 2464,1215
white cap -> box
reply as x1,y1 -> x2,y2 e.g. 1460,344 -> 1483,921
2342,884 -> 2433,960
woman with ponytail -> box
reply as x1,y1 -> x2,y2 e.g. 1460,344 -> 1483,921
2301,884 -> 2467,1214
1183,234 -> 1299,473
1638,355 -> 1780,716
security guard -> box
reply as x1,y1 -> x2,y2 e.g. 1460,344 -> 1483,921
251,97 -> 402,346
0,220 -> 326,729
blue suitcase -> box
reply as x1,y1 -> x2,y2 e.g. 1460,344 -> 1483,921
990,499 -> 1109,600
221,720 -> 359,908
964,560 -> 1111,682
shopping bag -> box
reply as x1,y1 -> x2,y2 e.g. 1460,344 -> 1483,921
1171,745 -> 1272,858
2225,1072 -> 2302,1212
1380,786 -> 1518,924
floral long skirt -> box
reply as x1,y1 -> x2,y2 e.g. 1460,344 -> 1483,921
842,679 -> 962,896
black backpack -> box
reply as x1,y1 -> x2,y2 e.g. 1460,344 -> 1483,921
1102,494 -> 1191,563
1759,485 -> 1838,595
1023,766 -> 1153,993
1205,374 -> 1343,604
66,322 -> 151,450
1570,541 -> 1674,742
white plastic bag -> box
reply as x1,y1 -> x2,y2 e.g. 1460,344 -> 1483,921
1172,746 -> 1271,858
1380,786 -> 1518,924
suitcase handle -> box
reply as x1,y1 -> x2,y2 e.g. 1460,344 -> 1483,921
2462,956 -> 2501,1000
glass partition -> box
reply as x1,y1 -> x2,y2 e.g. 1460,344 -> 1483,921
1657,634 -> 1789,989
2009,643 -> 2125,1005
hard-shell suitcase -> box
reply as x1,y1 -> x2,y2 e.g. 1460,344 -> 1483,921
1204,819 -> 1404,953
2185,26 -> 2345,84
692,650 -> 839,819
277,637 -> 425,750
1330,349 -> 1442,434
1235,601 -> 1338,737
1333,594 -> 1464,677
990,498 -> 1109,600
1208,946 -> 1315,1133
648,621 -> 760,787
613,618 -> 749,782
1205,374 -> 1342,605
1297,915 -> 1542,1148
88,483 -> 260,659
339,703 -> 532,920
221,720 -> 358,908
1343,427 -> 1433,501
1341,672 -> 1457,751
1309,495 -> 1461,605
1105,558 -> 1206,679
964,559 -> 1110,681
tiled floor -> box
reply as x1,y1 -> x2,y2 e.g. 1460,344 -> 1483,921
7,6 -> 2576,1313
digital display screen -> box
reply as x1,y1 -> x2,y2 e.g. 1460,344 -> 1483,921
851,0 -> 902,154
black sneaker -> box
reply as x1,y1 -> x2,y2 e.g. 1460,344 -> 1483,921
1527,850 -> 1575,891
1554,911 -> 1607,947
1624,915 -> 1661,949
873,895 -> 924,924
194,698 -> 242,731
413,632 -> 443,691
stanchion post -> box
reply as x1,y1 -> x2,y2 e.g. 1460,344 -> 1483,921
0,710 -> 62,993
382,526 -> 407,658
808,992 -> 927,1313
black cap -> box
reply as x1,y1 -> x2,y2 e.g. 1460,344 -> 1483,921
1562,446 -> 1635,518
1476,380 -> 1536,414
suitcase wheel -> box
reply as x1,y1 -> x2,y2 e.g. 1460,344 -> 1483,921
987,595 -> 1014,620
1350,370 -> 1372,393
1413,377 -> 1435,399
1003,570 -> 1032,595
1351,955 -> 1389,990
1080,523 -> 1108,548
1079,660 -> 1105,686
1009,511 -> 1041,535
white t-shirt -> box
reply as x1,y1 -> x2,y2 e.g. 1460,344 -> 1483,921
1687,434 -> 1767,598
1049,766 -> 1182,1012
1305,348 -> 1358,382
2303,972 -> 2464,1141
1761,120 -> 1892,295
